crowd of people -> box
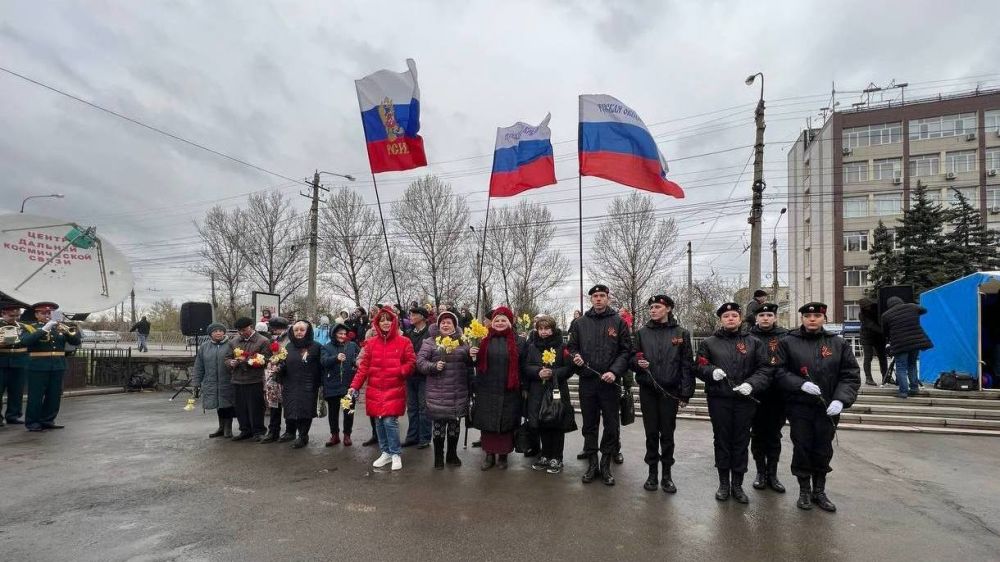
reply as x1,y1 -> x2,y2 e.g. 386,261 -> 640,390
183,284 -> 866,513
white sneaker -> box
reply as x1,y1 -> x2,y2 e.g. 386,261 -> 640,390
391,454 -> 402,471
373,452 -> 392,468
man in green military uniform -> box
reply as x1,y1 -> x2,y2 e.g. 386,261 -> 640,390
0,300 -> 31,426
19,302 -> 81,432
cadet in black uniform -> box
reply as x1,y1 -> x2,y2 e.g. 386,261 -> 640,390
776,302 -> 861,512
694,303 -> 772,504
19,302 -> 81,432
748,302 -> 789,493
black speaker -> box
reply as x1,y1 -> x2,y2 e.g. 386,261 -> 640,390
878,285 -> 914,321
180,302 -> 214,336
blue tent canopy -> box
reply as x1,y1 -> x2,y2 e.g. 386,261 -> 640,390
919,272 -> 1000,384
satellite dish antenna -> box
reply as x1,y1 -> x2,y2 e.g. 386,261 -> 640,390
0,213 -> 134,313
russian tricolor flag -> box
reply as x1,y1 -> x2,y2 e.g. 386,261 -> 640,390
578,94 -> 684,198
356,59 -> 427,174
489,114 -> 557,198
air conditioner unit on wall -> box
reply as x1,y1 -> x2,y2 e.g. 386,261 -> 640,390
892,177 -> 903,185
966,133 -> 976,141
945,172 -> 957,180
842,147 -> 852,156
989,169 -> 997,177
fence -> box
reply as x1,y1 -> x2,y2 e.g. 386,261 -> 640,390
75,331 -> 194,353
66,348 -> 133,387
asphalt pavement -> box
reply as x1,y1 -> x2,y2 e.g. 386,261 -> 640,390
1,392 -> 998,562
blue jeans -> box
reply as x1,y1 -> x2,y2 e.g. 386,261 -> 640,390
404,376 -> 432,444
137,333 -> 148,352
375,416 -> 401,455
895,351 -> 920,395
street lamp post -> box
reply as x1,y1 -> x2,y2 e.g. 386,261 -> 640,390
20,193 -> 64,213
306,171 -> 355,319
771,207 -> 787,297
745,72 -> 766,294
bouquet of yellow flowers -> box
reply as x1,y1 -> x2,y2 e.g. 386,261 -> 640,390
232,347 -> 246,359
247,353 -> 266,367
340,394 -> 355,414
541,348 -> 557,385
435,335 -> 460,355
462,319 -> 488,347
516,313 -> 532,334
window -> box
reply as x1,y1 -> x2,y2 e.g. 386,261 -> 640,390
843,161 -> 869,184
909,113 -> 977,140
948,187 -> 978,208
843,230 -> 869,252
946,150 -> 977,174
844,302 -> 860,322
873,158 -> 902,180
887,229 -> 902,250
988,188 -> 1000,211
922,188 -> 943,206
844,266 -> 870,287
909,154 -> 940,177
874,192 -> 903,216
985,110 -> 1000,134
844,197 -> 868,218
843,122 -> 902,149
986,149 -> 1000,172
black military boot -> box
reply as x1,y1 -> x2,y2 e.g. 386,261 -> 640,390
278,431 -> 296,443
643,463 -> 658,491
715,469 -> 731,501
582,454 -> 599,483
796,475 -> 813,510
208,420 -> 225,438
661,463 -> 677,494
752,459 -> 768,490
731,471 -> 750,504
222,418 -> 233,438
446,435 -> 462,466
600,454 -> 615,486
767,461 -> 786,493
432,437 -> 445,469
812,473 -> 837,512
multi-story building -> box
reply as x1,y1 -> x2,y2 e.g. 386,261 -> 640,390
787,89 -> 1000,322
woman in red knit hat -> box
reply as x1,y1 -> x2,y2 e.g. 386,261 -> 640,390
468,306 -> 528,470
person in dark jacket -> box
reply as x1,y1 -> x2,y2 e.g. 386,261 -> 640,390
567,284 -> 633,486
458,306 -> 474,330
402,307 -> 438,449
416,311 -> 471,469
259,316 -> 291,444
226,317 -> 271,441
275,321 -> 322,449
469,306 -> 527,471
748,303 -> 789,493
320,324 -> 360,447
744,289 -> 768,329
631,295 -> 693,494
881,296 -> 933,399
191,322 -> 235,438
776,302 -> 861,512
695,302 -> 772,504
129,316 -> 151,352
858,298 -> 889,386
524,315 -> 578,475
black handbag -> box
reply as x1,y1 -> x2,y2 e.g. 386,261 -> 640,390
618,383 -> 636,426
538,383 -> 565,427
514,420 -> 533,453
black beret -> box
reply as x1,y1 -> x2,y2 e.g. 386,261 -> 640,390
408,307 -> 429,318
268,316 -> 290,329
234,317 -> 255,330
647,294 -> 675,308
332,323 -> 349,334
757,303 -> 778,315
588,284 -> 610,295
753,289 -> 769,298
0,300 -> 24,311
716,302 -> 741,317
798,302 -> 828,314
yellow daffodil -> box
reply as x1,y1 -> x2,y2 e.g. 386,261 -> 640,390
435,335 -> 460,354
542,348 -> 556,366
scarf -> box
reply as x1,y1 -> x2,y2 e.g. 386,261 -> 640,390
476,325 -> 519,391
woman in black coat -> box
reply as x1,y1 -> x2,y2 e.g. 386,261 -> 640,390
523,315 -> 577,474
469,306 -> 526,471
320,324 -> 360,447
276,321 -> 322,449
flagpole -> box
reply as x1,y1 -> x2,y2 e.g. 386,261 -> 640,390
370,171 -> 402,307
475,193 -> 492,319
578,174 -> 584,314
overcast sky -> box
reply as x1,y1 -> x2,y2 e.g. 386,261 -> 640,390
2,0 -> 999,313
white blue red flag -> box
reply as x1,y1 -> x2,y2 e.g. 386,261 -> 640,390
488,114 -> 557,198
578,94 -> 684,198
355,59 -> 427,173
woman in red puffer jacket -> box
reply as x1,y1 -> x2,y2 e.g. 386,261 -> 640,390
350,307 -> 416,471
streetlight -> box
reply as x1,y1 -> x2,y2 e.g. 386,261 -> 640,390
20,193 -> 64,213
771,207 -> 787,297
318,171 -> 356,182
745,72 -> 766,293
306,171 -> 356,319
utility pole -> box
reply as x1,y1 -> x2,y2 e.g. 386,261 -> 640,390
305,170 -> 324,321
771,238 -> 779,296
210,271 -> 217,309
687,241 -> 692,292
130,289 -> 136,324
745,72 -> 766,293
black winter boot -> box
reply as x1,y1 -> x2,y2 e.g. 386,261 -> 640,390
497,454 -> 509,470
209,421 -> 225,438
752,459 -> 768,490
796,475 -> 813,510
480,454 -> 496,471
258,428 -> 278,444
661,463 -> 677,494
291,435 -> 308,449
600,454 -> 615,486
643,463 -> 659,491
445,435 -> 462,466
811,473 -> 837,512
582,454 -> 599,483
767,461 -> 786,493
433,437 -> 445,469
715,469 -> 731,501
278,431 -> 295,443
731,471 -> 749,504
222,418 -> 233,438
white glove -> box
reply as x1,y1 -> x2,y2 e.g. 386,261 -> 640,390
42,320 -> 58,332
801,381 -> 821,395
734,382 -> 752,396
826,400 -> 844,416
712,369 -> 727,381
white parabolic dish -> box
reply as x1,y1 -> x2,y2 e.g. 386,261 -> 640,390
0,213 -> 134,313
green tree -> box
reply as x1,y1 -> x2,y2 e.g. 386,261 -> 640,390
945,188 -> 1000,274
867,220 -> 897,298
895,182 -> 950,294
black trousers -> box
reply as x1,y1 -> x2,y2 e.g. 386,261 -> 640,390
285,417 -> 313,437
706,396 -> 756,473
638,386 -> 679,467
0,366 -> 25,421
862,339 -> 888,381
217,406 -> 235,421
750,392 -> 785,467
268,406 -> 283,433
786,402 -> 837,477
579,378 -> 620,456
326,396 -> 355,435
539,428 -> 565,461
233,382 -> 265,436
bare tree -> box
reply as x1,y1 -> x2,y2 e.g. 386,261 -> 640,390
194,205 -> 249,324
243,191 -> 308,305
492,200 -> 568,316
674,270 -> 741,336
483,206 -> 518,307
319,187 -> 395,308
588,192 -> 680,324
392,176 -> 471,307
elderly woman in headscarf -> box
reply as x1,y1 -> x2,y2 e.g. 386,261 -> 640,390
274,320 -> 323,449
469,306 -> 528,471
416,310 -> 472,469
192,322 -> 236,438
